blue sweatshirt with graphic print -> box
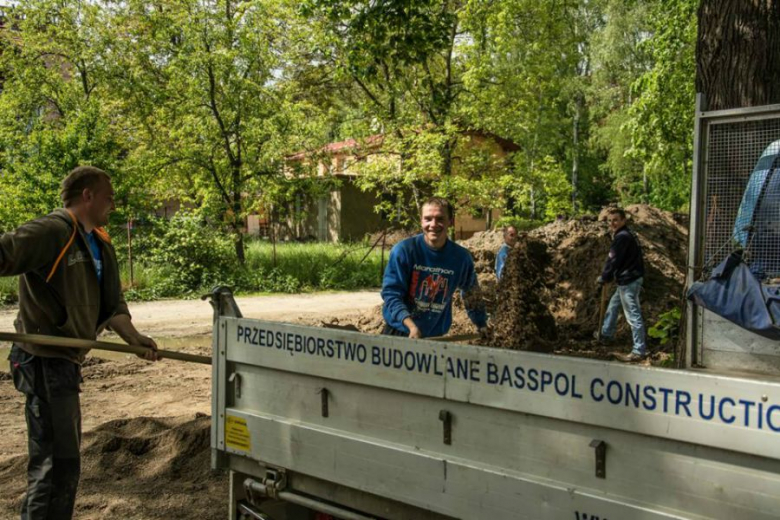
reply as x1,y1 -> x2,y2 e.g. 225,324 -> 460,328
381,234 -> 487,338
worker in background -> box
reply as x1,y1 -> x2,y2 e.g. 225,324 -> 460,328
4,166 -> 158,520
596,207 -> 647,362
381,197 -> 487,339
495,225 -> 518,280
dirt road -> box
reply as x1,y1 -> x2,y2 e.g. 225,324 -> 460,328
0,291 -> 382,520
0,291 -> 382,339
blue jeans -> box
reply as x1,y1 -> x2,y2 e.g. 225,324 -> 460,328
601,277 -> 647,355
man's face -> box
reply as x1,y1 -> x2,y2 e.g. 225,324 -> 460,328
421,203 -> 451,249
608,213 -> 626,234
86,178 -> 116,227
504,226 -> 518,247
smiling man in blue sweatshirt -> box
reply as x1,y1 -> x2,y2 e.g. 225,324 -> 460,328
381,197 -> 487,339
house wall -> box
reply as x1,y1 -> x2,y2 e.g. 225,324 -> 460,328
453,209 -> 501,239
340,180 -> 383,241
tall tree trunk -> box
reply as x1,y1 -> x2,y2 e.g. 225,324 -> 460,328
234,225 -> 245,264
697,0 -> 780,110
571,97 -> 581,214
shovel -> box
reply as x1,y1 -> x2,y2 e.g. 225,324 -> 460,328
596,283 -> 609,341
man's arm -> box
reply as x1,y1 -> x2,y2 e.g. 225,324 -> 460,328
0,217 -> 68,277
495,245 -> 508,279
381,244 -> 420,337
108,313 -> 158,361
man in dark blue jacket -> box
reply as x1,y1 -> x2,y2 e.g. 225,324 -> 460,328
381,197 -> 487,338
597,208 -> 647,361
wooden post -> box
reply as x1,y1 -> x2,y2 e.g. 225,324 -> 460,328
380,229 -> 387,285
270,206 -> 278,268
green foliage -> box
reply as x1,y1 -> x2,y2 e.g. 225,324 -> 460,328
0,277 -> 19,306
648,307 -> 682,345
118,215 -> 238,296
492,216 -> 544,232
0,1 -> 142,229
625,0 -> 697,211
244,240 -> 384,291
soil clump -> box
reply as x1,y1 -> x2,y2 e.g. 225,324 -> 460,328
487,239 -> 558,351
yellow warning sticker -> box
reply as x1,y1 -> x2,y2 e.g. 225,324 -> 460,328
225,415 -> 251,452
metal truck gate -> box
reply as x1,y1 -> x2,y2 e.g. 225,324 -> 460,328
687,97 -> 780,373
209,292 -> 780,520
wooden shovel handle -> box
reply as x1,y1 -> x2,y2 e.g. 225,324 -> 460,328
0,332 -> 211,365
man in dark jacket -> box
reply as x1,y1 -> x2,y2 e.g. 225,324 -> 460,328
4,166 -> 157,520
597,208 -> 647,362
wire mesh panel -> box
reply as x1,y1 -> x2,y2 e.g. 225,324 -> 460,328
702,118 -> 780,280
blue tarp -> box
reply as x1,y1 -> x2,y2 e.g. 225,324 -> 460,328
687,253 -> 780,340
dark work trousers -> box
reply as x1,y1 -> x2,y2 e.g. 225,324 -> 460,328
8,345 -> 82,520
381,323 -> 408,337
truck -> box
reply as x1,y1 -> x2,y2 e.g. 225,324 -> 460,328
208,100 -> 780,520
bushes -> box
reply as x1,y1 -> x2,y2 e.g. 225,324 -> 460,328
117,215 -> 239,299
116,217 -> 384,300
0,277 -> 18,305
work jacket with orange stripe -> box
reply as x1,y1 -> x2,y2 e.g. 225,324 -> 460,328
0,208 -> 130,363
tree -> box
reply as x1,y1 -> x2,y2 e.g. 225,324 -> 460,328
697,0 -> 780,110
103,0 -> 319,262
0,1 -> 145,229
301,0 -> 514,219
619,0 -> 697,211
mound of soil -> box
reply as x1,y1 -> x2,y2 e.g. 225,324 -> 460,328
368,228 -> 417,249
487,239 -> 558,351
488,204 -> 687,352
0,415 -> 227,519
460,229 -> 505,252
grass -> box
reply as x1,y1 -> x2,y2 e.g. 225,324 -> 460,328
120,239 -> 387,300
0,276 -> 18,305
243,240 -> 386,289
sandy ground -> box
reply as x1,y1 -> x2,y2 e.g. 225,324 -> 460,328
0,291 -> 381,520
0,291 -> 382,339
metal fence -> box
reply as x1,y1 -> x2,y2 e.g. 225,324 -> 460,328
686,99 -> 780,369
699,108 -> 780,280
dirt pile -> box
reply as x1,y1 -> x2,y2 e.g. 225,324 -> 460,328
487,205 -> 687,351
487,239 -> 558,351
460,229 -> 504,253
0,414 -> 227,519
